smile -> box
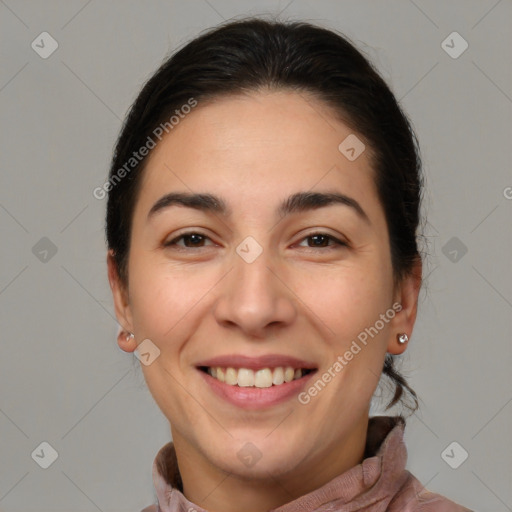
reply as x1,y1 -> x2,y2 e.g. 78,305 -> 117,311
200,366 -> 314,388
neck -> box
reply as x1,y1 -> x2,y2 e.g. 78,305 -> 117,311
172,415 -> 369,512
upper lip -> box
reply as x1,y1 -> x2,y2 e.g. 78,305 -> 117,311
195,354 -> 317,370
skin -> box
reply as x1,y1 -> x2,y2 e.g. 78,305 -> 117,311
107,90 -> 422,512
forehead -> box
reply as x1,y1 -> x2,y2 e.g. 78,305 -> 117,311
135,90 -> 380,220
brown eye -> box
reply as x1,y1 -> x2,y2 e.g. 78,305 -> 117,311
297,232 -> 347,250
164,232 -> 214,249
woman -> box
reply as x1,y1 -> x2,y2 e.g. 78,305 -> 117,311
105,18 -> 472,512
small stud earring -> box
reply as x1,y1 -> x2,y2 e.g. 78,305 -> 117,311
126,332 -> 134,342
397,333 -> 409,344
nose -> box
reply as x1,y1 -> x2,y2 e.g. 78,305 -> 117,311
213,246 -> 297,339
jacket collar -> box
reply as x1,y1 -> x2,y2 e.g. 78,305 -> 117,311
151,415 -> 407,512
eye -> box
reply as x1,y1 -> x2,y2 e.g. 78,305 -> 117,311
296,232 -> 348,250
163,231 -> 215,249
163,230 -> 348,252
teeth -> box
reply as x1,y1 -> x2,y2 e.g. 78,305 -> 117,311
207,366 -> 308,387
225,367 -> 237,385
237,368 -> 255,387
272,367 -> 284,385
284,367 -> 295,383
254,368 -> 273,388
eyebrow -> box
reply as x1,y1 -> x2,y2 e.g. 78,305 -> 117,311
147,190 -> 370,224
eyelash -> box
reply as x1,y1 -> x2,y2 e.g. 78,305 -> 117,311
163,231 -> 348,252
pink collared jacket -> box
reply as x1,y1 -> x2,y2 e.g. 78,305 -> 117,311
141,416 -> 473,512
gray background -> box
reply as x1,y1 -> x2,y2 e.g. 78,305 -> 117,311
1,1 -> 511,511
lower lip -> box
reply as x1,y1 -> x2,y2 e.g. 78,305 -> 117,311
198,369 -> 317,410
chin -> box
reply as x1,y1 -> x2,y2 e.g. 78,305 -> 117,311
202,430 -> 309,480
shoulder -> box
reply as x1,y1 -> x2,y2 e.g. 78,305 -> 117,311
388,471 -> 474,511
140,505 -> 158,512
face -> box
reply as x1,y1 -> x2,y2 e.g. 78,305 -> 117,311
109,90 -> 419,482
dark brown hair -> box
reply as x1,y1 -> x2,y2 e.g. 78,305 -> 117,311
106,17 -> 423,413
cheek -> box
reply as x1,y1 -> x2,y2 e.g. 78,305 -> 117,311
293,260 -> 392,346
299,266 -> 393,411
130,273 -> 174,333
127,252 -> 219,349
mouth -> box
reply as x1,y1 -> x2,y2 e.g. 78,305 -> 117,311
195,354 -> 318,409
198,366 -> 315,388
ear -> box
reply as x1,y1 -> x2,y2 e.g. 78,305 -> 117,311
107,250 -> 136,353
387,258 -> 422,355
